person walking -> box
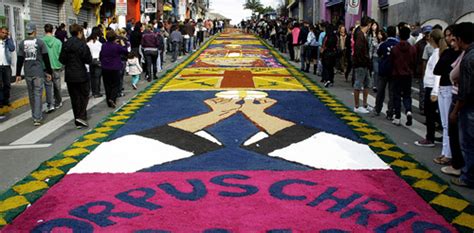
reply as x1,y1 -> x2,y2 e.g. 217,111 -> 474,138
321,24 -> 338,88
141,24 -> 160,81
0,27 -> 15,109
127,51 -> 143,90
450,22 -> 474,188
87,29 -> 103,98
116,28 -> 130,97
43,24 -> 63,112
352,17 -> 372,114
15,23 -> 53,126
100,31 -> 128,108
415,26 -> 432,113
170,25 -> 183,63
374,26 -> 398,119
129,22 -> 143,66
390,26 -> 416,126
59,24 -> 92,129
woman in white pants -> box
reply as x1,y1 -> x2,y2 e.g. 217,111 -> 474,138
432,26 -> 463,165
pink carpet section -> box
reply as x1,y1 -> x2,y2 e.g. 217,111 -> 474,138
4,170 -> 455,232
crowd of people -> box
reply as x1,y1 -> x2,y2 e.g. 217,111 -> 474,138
243,17 -> 474,189
0,17 -> 225,127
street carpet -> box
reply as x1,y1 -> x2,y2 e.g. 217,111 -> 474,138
1,30 -> 474,232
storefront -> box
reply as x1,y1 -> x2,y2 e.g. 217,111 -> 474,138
42,0 -> 61,27
325,0 -> 344,26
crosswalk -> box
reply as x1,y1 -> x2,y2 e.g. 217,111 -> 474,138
0,97 -> 105,150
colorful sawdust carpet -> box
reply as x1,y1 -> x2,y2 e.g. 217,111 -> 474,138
1,30 -> 473,232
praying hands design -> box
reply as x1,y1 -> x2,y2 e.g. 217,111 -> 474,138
169,97 -> 295,135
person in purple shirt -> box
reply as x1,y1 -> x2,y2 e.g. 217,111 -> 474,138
99,31 -> 128,108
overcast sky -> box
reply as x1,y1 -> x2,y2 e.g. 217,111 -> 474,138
210,0 -> 282,24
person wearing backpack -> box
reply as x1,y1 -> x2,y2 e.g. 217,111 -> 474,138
374,26 -> 399,119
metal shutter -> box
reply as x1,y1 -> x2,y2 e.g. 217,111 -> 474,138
42,0 -> 60,27
78,8 -> 90,26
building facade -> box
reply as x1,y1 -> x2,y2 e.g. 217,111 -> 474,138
284,0 -> 473,30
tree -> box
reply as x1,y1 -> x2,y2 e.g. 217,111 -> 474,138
243,0 -> 263,14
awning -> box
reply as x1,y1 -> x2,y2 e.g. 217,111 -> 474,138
325,0 -> 344,7
88,0 -> 102,4
164,3 -> 173,11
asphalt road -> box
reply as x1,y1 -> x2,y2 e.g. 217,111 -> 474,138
0,52 -> 192,193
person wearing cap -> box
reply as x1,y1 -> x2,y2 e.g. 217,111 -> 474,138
15,23 -> 53,126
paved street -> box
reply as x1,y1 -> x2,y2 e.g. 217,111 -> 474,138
0,51 -> 193,192
0,30 -> 473,232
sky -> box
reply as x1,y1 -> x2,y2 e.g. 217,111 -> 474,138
209,0 -> 282,24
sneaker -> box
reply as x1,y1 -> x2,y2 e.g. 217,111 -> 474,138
354,107 -> 370,114
132,83 -> 138,90
414,139 -> 435,147
451,177 -> 472,188
406,111 -> 413,126
385,114 -> 394,121
0,115 -> 6,120
324,81 -> 331,87
364,105 -> 373,112
392,118 -> 401,126
441,166 -> 461,177
54,102 -> 63,109
75,119 -> 89,128
33,120 -> 42,126
93,94 -> 103,98
46,106 -> 55,114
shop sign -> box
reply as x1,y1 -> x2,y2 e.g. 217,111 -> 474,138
145,0 -> 157,13
116,0 -> 127,16
347,0 -> 360,15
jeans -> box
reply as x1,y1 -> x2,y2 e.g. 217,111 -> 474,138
0,65 -> 12,105
374,75 -> 394,116
449,98 -> 464,169
424,87 -> 437,142
188,36 -> 194,51
392,77 -> 412,119
89,64 -> 102,96
438,86 -> 452,158
372,57 -> 379,89
45,69 -> 63,107
172,41 -> 179,62
183,38 -> 189,53
25,76 -> 44,121
459,104 -> 474,187
144,50 -> 158,79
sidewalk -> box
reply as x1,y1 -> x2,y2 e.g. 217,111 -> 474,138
0,49 -> 194,116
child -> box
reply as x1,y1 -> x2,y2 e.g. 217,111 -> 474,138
126,51 -> 143,89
